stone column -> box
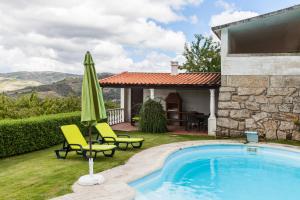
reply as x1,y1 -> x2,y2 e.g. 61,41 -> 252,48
120,88 -> 125,108
127,88 -> 131,122
208,89 -> 216,136
120,88 -> 125,122
150,88 -> 155,99
123,88 -> 131,122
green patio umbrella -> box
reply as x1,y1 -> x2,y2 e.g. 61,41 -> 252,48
79,51 -> 107,185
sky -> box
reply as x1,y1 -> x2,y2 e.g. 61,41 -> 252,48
0,0 -> 300,74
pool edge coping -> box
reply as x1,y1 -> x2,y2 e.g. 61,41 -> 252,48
52,140 -> 300,200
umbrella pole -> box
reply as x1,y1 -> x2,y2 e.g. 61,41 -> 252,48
88,126 -> 93,177
78,125 -> 105,185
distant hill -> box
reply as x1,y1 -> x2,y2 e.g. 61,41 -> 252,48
2,71 -> 120,103
6,77 -> 82,98
0,77 -> 42,92
0,71 -> 81,85
0,71 -> 81,92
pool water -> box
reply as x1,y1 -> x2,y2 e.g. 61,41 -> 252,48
130,144 -> 300,200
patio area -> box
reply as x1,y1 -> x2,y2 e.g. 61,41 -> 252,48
111,122 -> 138,132
112,122 -> 208,135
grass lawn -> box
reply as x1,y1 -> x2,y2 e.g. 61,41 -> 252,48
0,132 -> 214,200
267,139 -> 300,147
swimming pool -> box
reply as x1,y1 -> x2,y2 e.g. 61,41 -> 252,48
130,144 -> 300,200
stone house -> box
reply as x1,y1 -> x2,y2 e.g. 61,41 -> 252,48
212,5 -> 300,140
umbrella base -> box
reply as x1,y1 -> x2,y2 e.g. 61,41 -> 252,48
78,174 -> 105,186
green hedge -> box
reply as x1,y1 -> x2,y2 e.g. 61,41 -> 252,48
0,112 -> 84,158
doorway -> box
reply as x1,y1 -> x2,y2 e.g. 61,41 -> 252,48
131,88 -> 143,118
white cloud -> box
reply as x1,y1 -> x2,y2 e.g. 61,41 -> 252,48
132,52 -> 173,72
210,10 -> 258,27
0,45 -> 80,73
189,15 -> 199,24
210,0 -> 258,27
210,0 -> 258,41
215,0 -> 235,11
0,0 -> 203,74
92,51 -> 183,74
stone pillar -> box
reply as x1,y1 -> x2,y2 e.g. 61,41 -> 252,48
123,88 -> 131,122
150,88 -> 155,99
208,89 -> 216,136
120,88 -> 125,122
120,88 -> 125,108
127,88 -> 131,122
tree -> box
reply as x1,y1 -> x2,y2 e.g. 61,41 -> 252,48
180,34 -> 221,72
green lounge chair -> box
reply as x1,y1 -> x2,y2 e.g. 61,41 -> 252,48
95,122 -> 144,150
55,124 -> 116,159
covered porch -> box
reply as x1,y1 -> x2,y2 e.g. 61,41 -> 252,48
100,63 -> 220,135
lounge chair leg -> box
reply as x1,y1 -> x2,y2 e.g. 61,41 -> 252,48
103,149 -> 115,157
115,142 -> 122,150
55,149 -> 69,159
83,151 -> 89,160
132,141 -> 143,148
117,143 -> 129,151
93,152 -> 98,160
55,150 -> 61,159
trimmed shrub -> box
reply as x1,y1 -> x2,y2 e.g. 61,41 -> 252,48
0,112 -> 84,158
139,99 -> 167,133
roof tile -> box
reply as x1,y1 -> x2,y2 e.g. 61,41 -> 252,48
100,72 -> 221,87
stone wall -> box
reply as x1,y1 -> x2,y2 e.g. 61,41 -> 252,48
217,75 -> 300,140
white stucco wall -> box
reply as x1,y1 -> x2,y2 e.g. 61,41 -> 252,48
221,28 -> 300,75
143,88 -> 211,115
143,89 -> 174,110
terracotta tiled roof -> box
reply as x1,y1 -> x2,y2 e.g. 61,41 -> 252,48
100,72 -> 221,88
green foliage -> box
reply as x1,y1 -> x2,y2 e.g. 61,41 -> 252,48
0,112 -> 83,158
180,34 -> 221,72
139,99 -> 167,133
293,118 -> 300,131
104,100 -> 119,109
0,92 -> 119,157
0,92 -> 119,120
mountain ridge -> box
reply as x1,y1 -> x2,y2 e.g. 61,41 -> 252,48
0,71 -> 120,102
0,71 -> 82,85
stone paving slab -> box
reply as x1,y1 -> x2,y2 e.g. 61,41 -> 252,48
52,140 -> 300,200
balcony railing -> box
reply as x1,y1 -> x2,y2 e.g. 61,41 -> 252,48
107,108 -> 125,125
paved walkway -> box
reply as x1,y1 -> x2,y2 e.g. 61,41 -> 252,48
111,123 -> 138,132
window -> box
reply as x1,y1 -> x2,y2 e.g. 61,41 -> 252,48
228,15 -> 300,54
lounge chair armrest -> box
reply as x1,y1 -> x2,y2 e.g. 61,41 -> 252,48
102,136 -> 117,142
89,140 -> 101,144
67,144 -> 83,151
116,134 -> 130,138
